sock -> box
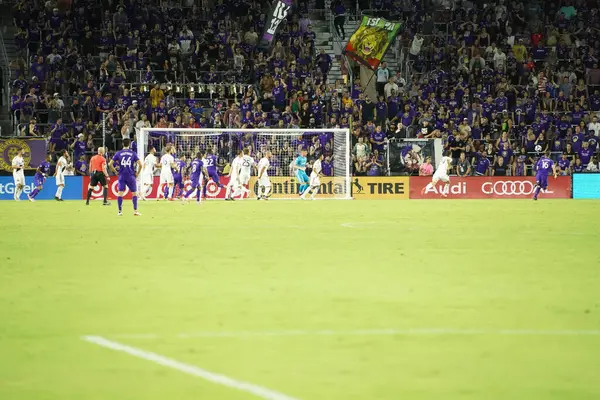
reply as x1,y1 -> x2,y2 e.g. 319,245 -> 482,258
425,182 -> 434,191
184,188 -> 195,198
443,183 -> 450,194
310,186 -> 320,199
241,186 -> 250,196
132,195 -> 138,210
30,188 -> 39,198
225,185 -> 232,198
202,185 -> 207,197
534,186 -> 541,197
163,184 -> 169,199
232,187 -> 242,197
168,186 -> 174,198
196,188 -> 202,202
15,188 -> 21,199
103,188 -> 108,203
86,188 -> 92,201
263,186 -> 271,197
117,196 -> 123,211
56,186 -> 63,199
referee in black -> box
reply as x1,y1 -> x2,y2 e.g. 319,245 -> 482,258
86,147 -> 111,205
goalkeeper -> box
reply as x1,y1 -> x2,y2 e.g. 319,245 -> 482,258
294,149 -> 310,195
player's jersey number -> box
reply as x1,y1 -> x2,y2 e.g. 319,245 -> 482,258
192,164 -> 197,172
121,157 -> 132,167
542,161 -> 549,169
205,158 -> 214,167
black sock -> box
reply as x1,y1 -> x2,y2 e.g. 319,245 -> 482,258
103,188 -> 108,203
86,188 -> 92,202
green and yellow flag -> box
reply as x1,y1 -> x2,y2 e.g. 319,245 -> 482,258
343,16 -> 402,70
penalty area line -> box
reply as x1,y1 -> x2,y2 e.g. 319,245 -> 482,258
108,328 -> 600,340
81,336 -> 300,400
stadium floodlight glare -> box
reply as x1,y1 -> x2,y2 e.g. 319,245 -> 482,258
138,128 -> 351,200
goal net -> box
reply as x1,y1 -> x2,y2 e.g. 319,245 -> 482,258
137,128 -> 351,200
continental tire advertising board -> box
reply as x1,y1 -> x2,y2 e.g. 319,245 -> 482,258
351,177 -> 410,199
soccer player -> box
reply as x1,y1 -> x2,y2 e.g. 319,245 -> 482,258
202,148 -> 224,199
109,138 -> 143,216
159,145 -> 177,200
54,149 -> 70,201
141,146 -> 159,200
172,154 -> 187,199
11,149 -> 25,201
257,151 -> 272,200
533,150 -> 558,201
225,150 -> 244,200
86,147 -> 111,206
183,152 -> 204,204
294,148 -> 310,196
301,153 -> 324,200
422,154 -> 453,197
27,154 -> 51,202
234,148 -> 254,199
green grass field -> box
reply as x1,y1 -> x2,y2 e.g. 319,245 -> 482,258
1,199 -> 600,400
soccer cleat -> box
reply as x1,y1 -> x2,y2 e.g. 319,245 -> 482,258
28,194 -> 35,202
117,211 -> 123,216
133,211 -> 142,216
300,196 -> 306,200
85,201 -> 89,205
103,201 -> 111,206
533,196 -> 538,201
58,198 -> 64,202
55,196 -> 60,201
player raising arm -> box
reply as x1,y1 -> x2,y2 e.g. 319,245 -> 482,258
225,150 -> 244,201
533,150 -> 558,201
11,149 -> 25,201
182,152 -> 204,204
140,147 -> 159,200
257,151 -> 272,200
28,154 -> 51,202
159,146 -> 177,200
294,148 -> 309,196
86,147 -> 111,206
422,154 -> 453,197
109,138 -> 143,216
54,149 -> 70,201
301,153 -> 324,200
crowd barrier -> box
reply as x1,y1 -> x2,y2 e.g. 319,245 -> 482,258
572,173 -> 600,199
0,175 -> 587,201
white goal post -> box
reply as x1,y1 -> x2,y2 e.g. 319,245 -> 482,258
137,128 -> 352,200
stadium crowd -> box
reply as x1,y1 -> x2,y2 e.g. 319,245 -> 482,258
5,0 -> 600,178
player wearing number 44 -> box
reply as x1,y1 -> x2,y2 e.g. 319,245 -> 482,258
109,139 -> 143,216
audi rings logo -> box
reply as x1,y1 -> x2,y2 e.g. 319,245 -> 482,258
482,181 -> 535,196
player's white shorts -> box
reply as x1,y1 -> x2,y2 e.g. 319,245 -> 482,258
56,173 -> 65,186
142,172 -> 154,186
160,172 -> 174,185
309,173 -> 320,187
239,173 -> 251,186
432,170 -> 450,183
258,175 -> 271,187
13,172 -> 25,186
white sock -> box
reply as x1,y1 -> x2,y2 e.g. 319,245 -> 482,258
56,186 -> 63,199
168,186 -> 174,198
426,182 -> 434,190
263,186 -> 271,197
310,186 -> 319,199
226,185 -> 232,198
232,187 -> 242,197
443,183 -> 450,194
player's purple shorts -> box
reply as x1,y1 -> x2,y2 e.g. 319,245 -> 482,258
209,171 -> 220,185
173,173 -> 183,187
189,177 -> 200,188
118,175 -> 137,192
33,173 -> 44,187
536,173 -> 548,189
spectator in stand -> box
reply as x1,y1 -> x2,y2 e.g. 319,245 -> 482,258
456,152 -> 471,177
419,156 -> 433,176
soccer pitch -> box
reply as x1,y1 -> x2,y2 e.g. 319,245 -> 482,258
1,199 -> 599,400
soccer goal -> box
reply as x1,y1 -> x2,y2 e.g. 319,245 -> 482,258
137,128 -> 352,200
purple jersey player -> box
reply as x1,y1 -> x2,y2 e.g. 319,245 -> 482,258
28,154 -> 52,202
533,151 -> 558,200
183,152 -> 204,203
202,149 -> 223,198
172,156 -> 187,198
109,138 -> 142,216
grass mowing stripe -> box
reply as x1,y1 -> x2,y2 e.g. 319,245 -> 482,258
82,336 -> 300,400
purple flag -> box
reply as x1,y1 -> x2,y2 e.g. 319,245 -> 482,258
259,0 -> 293,48
0,138 -> 47,172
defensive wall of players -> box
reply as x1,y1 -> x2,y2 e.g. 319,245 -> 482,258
1,175 -> 599,200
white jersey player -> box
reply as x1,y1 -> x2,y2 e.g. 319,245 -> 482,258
159,146 -> 177,200
422,155 -> 453,197
257,151 -> 272,200
54,149 -> 70,201
11,149 -> 25,201
235,148 -> 254,199
225,150 -> 244,200
141,147 -> 159,200
301,153 -> 324,200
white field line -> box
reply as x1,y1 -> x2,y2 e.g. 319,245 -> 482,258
107,328 -> 600,340
81,336 -> 300,400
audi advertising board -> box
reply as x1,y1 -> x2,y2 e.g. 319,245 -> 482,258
82,176 -> 242,200
410,176 -> 571,199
